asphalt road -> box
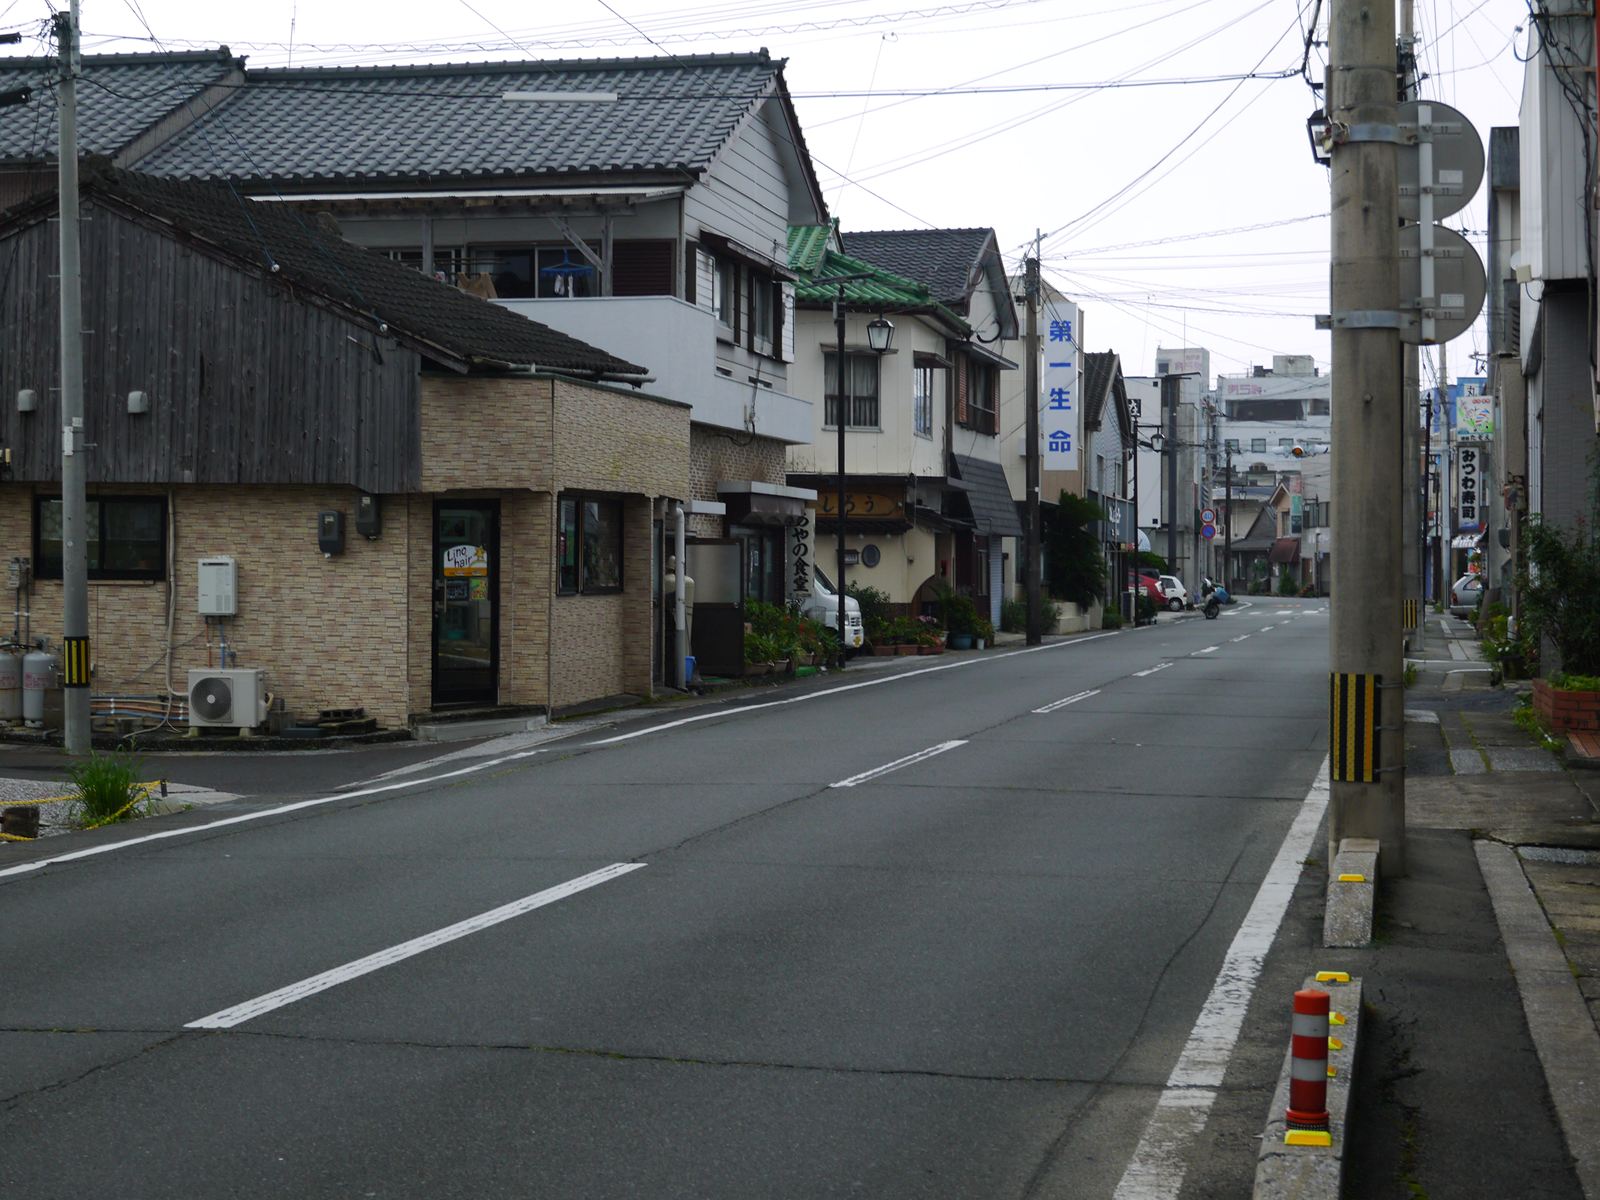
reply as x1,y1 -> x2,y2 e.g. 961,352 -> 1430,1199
1,599 -> 1332,1199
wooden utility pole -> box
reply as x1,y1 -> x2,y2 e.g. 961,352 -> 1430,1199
1328,0 -> 1405,874
1024,248 -> 1042,645
56,0 -> 90,754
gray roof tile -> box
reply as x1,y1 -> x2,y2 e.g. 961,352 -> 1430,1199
841,228 -> 994,308
135,52 -> 783,185
0,50 -> 240,161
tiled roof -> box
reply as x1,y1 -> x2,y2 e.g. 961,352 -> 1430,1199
136,52 -> 785,185
0,50 -> 242,161
952,454 -> 1023,537
787,224 -> 969,331
841,228 -> 994,308
40,165 -> 645,376
1082,352 -> 1117,428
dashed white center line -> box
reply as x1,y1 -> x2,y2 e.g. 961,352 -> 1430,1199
1258,625 -> 1276,632
1132,662 -> 1173,677
1193,646 -> 1219,655
185,862 -> 647,1030
1033,689 -> 1101,714
1230,634 -> 1251,643
830,740 -> 968,788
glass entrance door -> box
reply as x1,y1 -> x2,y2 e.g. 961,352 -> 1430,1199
432,501 -> 499,707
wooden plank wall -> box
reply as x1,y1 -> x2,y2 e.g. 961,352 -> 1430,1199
0,200 -> 422,492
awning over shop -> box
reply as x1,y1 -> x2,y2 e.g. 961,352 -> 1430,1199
951,454 -> 1024,538
1268,537 -> 1302,564
717,480 -> 815,527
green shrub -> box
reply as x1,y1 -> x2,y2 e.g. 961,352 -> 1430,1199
69,752 -> 148,828
1101,609 -> 1123,629
845,583 -> 893,630
936,585 -> 980,635
1000,596 -> 1027,633
1522,506 -> 1600,676
974,616 -> 996,643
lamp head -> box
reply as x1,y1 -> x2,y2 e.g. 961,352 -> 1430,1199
866,316 -> 894,354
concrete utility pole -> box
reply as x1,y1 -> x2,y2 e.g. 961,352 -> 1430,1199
1024,249 -> 1042,645
1399,0 -> 1422,644
56,0 -> 90,755
1224,443 -> 1234,591
1163,374 -> 1178,574
1328,0 -> 1404,874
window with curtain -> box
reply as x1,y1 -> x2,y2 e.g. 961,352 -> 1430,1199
824,352 -> 881,429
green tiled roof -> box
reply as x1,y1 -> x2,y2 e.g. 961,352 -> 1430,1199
787,224 -> 970,333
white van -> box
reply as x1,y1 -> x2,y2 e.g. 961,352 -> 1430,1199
800,566 -> 865,652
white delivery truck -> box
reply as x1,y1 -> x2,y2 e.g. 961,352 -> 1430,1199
800,565 -> 864,653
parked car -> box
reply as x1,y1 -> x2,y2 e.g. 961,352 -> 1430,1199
1157,575 -> 1189,612
1449,573 -> 1484,617
1128,573 -> 1166,605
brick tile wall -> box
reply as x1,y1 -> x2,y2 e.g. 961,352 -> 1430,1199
688,425 -> 788,537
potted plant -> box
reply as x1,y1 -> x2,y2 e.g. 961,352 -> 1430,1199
973,616 -> 995,651
1521,510 -> 1600,731
939,585 -> 979,649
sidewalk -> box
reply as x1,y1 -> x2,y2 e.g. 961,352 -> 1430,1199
1336,609 -> 1600,1196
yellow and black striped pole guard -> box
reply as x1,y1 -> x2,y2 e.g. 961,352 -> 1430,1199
1330,672 -> 1379,783
62,636 -> 91,688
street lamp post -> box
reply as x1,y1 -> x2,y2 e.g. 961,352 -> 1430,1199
828,281 -> 893,663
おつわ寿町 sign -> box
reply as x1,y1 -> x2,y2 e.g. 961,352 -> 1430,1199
1456,446 -> 1482,531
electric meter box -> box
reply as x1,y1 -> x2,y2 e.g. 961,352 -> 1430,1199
197,556 -> 238,616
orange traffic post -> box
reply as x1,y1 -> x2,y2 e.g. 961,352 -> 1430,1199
1286,988 -> 1331,1143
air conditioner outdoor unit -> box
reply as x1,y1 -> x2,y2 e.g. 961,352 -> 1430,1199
187,668 -> 267,731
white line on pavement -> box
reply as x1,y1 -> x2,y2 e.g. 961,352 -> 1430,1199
1032,689 -> 1101,714
829,740 -> 968,789
584,632 -> 1122,749
0,747 -> 551,884
1230,635 -> 1250,643
1274,609 -> 1295,615
1,633 -> 1125,884
1112,758 -> 1329,1200
1193,646 -> 1219,655
1132,662 -> 1173,677
1258,625 -> 1276,632
186,862 -> 646,1029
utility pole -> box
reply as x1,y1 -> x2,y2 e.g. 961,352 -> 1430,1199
1329,0 -> 1404,874
1399,0 -> 1422,643
56,0 -> 90,755
1441,339 -> 1452,586
1163,374 -> 1178,574
1224,443 -> 1234,591
1024,247 -> 1042,645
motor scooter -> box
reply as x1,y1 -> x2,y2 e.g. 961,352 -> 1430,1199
1200,581 -> 1221,619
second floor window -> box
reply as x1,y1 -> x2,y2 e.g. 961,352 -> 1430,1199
750,274 -> 774,357
913,366 -> 934,438
1251,437 -> 1267,453
824,352 -> 881,429
1225,438 -> 1240,453
960,357 -> 997,435
713,256 -> 737,330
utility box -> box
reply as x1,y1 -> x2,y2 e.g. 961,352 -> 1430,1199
197,556 -> 238,616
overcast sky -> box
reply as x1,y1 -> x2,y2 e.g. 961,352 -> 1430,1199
3,0 -> 1531,384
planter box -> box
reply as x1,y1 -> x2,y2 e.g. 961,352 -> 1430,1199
871,645 -> 897,657
896,644 -> 919,656
1533,678 -> 1600,732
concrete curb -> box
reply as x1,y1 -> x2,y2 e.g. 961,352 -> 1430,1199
1476,840 -> 1600,1198
1252,975 -> 1363,1199
1323,837 -> 1378,948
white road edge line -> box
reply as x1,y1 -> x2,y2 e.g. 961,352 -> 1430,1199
1112,757 -> 1330,1200
0,747 -> 550,883
584,632 -> 1121,748
1032,689 -> 1101,714
186,862 -> 646,1030
1,633 -> 1123,883
829,740 -> 967,789
1132,662 -> 1173,677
